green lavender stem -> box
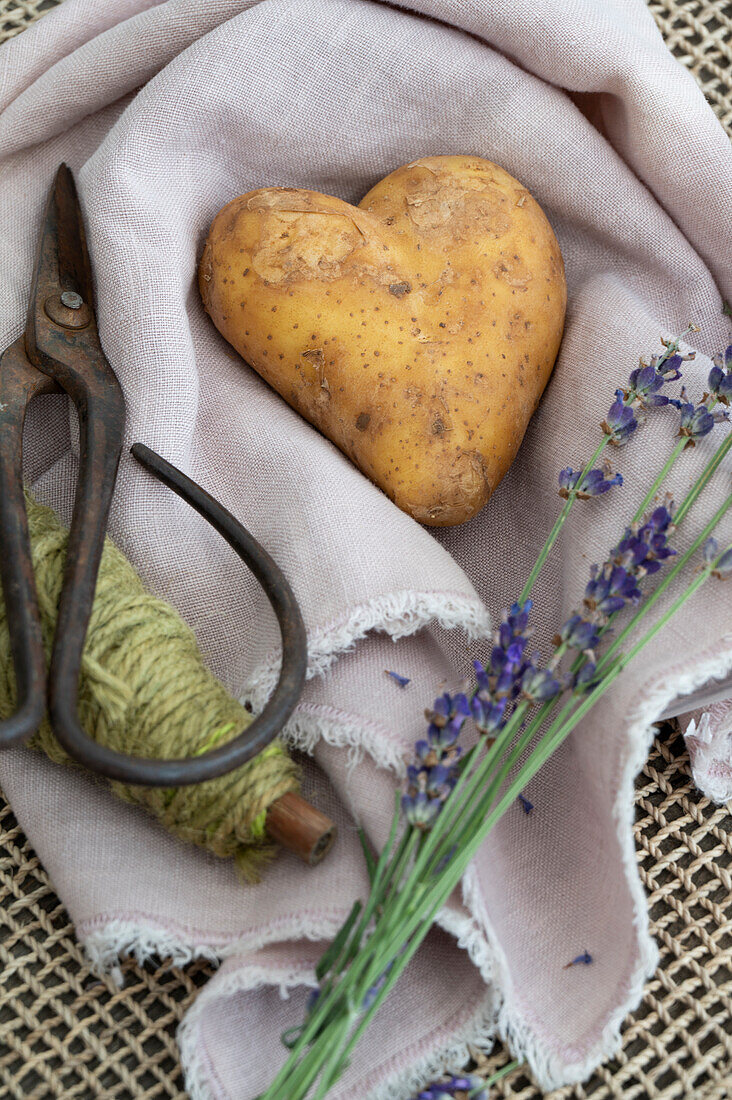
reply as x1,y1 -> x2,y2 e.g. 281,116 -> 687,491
519,438 -> 609,603
386,706 -> 528,927
632,437 -> 686,522
675,430 -> 732,524
471,1061 -> 521,1094
264,818 -> 411,1098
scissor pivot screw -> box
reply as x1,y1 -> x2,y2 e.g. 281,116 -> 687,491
45,293 -> 92,330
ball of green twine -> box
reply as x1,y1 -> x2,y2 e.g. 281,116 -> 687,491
0,495 -> 299,882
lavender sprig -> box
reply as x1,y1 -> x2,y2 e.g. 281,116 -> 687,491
601,342 -> 693,445
559,466 -> 622,498
402,694 -> 467,828
632,348 -> 731,522
520,329 -> 695,605
471,601 -> 533,736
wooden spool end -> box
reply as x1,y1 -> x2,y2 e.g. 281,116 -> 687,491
266,791 -> 337,866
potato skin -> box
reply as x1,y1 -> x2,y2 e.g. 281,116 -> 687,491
199,155 -> 566,525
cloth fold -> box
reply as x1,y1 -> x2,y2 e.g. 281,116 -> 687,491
0,1 -> 730,1097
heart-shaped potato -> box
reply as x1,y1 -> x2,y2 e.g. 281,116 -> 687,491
199,156 -> 566,525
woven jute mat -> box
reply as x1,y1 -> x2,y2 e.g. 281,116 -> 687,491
0,1 -> 731,1097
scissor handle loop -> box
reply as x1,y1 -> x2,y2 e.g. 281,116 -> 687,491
0,339 -> 56,747
48,443 -> 307,788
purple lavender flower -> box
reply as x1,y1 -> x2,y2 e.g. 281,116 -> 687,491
572,661 -> 598,693
518,793 -> 534,815
703,537 -> 719,565
488,644 -> 526,698
385,670 -> 410,688
703,537 -> 732,579
601,393 -> 638,445
559,615 -> 600,652
654,352 -> 684,381
564,951 -> 593,968
673,400 -> 716,443
403,693 -> 467,829
707,346 -> 732,405
520,665 -> 561,702
474,601 -> 534,709
627,363 -> 669,407
426,693 -> 471,748
401,790 -> 443,829
584,564 -> 641,615
471,692 -> 507,736
611,506 -> 676,576
414,1075 -> 488,1100
558,467 -> 623,499
425,763 -> 456,800
498,600 -> 533,649
600,339 -> 693,446
471,601 -> 537,737
629,335 -> 693,396
645,505 -> 675,532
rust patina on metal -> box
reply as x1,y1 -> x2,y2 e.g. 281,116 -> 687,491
0,165 -> 308,787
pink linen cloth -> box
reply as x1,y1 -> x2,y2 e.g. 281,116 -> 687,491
1,2 -> 731,1097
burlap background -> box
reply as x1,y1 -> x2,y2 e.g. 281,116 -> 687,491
0,1 -> 730,1097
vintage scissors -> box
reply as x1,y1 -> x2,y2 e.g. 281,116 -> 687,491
0,165 -> 307,786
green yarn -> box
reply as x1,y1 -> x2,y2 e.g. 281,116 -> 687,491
0,495 -> 299,882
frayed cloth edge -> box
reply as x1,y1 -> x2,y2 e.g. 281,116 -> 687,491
176,954 -> 502,1100
240,589 -> 491,714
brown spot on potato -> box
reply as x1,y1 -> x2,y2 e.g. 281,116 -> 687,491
493,258 -> 532,290
389,281 -> 412,298
301,348 -> 324,367
355,412 -> 371,431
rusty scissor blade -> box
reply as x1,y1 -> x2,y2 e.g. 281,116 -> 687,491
26,164 -> 100,377
52,164 -> 95,307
